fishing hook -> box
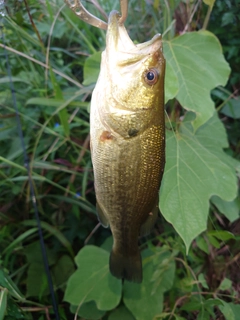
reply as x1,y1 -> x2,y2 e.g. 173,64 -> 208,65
64,0 -> 128,29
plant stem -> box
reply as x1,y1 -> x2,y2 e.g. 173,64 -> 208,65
202,4 -> 212,30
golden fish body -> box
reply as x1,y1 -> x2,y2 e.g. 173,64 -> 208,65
90,11 -> 165,283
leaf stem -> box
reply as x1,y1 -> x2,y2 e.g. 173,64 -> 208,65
202,4 -> 212,30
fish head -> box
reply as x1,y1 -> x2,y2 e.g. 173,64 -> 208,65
102,10 -> 165,111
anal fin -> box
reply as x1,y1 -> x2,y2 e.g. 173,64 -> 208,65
140,197 -> 159,236
96,201 -> 109,228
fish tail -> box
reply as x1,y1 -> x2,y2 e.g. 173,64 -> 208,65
109,248 -> 142,283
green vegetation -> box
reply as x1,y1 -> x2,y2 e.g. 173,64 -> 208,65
0,0 -> 239,319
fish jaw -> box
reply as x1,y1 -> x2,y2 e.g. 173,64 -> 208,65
106,10 -> 162,60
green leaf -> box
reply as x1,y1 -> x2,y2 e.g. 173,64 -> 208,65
0,288 -> 8,320
228,303 -> 240,319
165,60 -> 179,103
221,12 -> 235,27
182,298 -> 222,314
26,97 -> 89,109
196,236 -> 209,254
0,270 -> 24,301
101,236 -> 113,253
49,68 -> 70,137
203,0 -> 216,8
197,299 -> 223,319
6,137 -> 28,161
218,278 -> 232,291
26,263 -> 49,297
164,31 -> 230,128
70,301 -> 106,320
83,52 -> 101,86
211,195 -> 240,222
22,220 -> 74,257
25,242 -> 57,297
123,250 -> 174,320
204,298 -> 223,309
207,235 -> 220,249
26,97 -> 66,107
0,77 -> 30,84
52,255 -> 75,289
181,299 -> 203,312
64,245 -> 121,310
219,300 -> 235,320
24,242 -> 57,266
150,251 -> 175,295
159,112 -> 237,251
108,305 -> 135,320
221,97 -> 240,119
177,276 -> 194,293
197,309 -> 210,320
207,230 -> 235,241
2,228 -> 38,255
5,297 -> 26,319
198,273 -> 209,289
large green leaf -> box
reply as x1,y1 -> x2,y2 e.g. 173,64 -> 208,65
221,97 -> 240,119
26,263 -> 49,298
123,265 -> 163,320
108,305 -> 135,320
211,195 -> 240,222
164,31 -> 230,128
70,301 -> 106,320
219,300 -> 235,320
159,112 -> 237,251
25,242 -> 57,297
123,250 -> 175,320
227,303 -> 240,319
83,51 -> 101,86
150,250 -> 176,295
165,60 -> 179,103
64,245 -> 121,310
52,255 -> 75,289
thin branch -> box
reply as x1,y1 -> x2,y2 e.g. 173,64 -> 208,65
183,0 -> 201,33
23,0 -> 44,46
84,222 -> 101,245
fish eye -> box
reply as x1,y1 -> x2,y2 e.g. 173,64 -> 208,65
144,69 -> 159,85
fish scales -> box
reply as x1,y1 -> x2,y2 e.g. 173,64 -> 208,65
90,10 -> 165,283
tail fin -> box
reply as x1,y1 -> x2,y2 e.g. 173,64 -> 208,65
109,249 -> 142,283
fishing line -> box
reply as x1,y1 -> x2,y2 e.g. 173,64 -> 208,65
0,6 -> 60,320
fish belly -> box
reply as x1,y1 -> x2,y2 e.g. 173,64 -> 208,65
90,98 -> 165,282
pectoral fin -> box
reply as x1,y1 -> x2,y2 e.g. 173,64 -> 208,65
96,201 -> 109,227
140,198 -> 159,236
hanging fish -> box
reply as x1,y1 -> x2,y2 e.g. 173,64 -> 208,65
65,0 -> 165,283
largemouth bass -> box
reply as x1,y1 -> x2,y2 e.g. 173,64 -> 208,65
90,10 -> 165,283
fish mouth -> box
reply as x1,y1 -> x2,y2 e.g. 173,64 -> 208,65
106,10 -> 162,57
